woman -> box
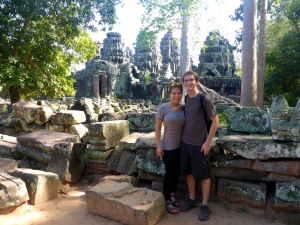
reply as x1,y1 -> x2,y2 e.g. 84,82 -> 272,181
155,82 -> 185,215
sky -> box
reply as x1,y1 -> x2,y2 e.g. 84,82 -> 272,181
88,0 -> 243,57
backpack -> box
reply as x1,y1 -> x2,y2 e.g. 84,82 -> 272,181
184,93 -> 212,133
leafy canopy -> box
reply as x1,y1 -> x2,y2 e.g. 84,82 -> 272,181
265,0 -> 300,105
136,0 -> 205,49
0,0 -> 122,103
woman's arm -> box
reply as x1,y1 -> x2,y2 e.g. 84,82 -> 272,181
155,119 -> 164,157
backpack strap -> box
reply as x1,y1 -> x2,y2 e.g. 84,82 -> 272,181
200,93 -> 211,133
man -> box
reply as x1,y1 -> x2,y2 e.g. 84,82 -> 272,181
180,71 -> 219,221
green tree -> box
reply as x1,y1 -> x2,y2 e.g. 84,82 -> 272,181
138,0 -> 206,79
265,0 -> 300,106
0,0 -> 122,104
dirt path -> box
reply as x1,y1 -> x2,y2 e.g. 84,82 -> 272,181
0,183 -> 295,225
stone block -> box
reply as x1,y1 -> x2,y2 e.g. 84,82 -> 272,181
89,120 -> 129,150
0,158 -> 18,173
127,113 -> 156,132
12,101 -> 54,125
0,103 -> 9,114
136,148 -> 165,176
86,148 -> 113,161
98,113 -> 127,122
46,143 -> 86,183
46,124 -> 65,132
9,168 -> 61,205
85,180 -> 165,225
216,135 -> 300,160
269,96 -> 300,142
272,181 -> 300,212
214,159 -> 300,177
226,106 -> 271,134
0,173 -> 29,210
119,132 -> 146,151
217,178 -> 266,208
115,149 -> 137,176
16,130 -> 79,164
67,124 -> 89,138
136,132 -> 156,148
0,134 -> 20,159
50,110 -> 86,125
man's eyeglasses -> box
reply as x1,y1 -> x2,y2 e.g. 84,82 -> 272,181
170,82 -> 182,87
183,78 -> 195,83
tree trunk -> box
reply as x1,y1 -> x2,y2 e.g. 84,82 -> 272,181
9,85 -> 23,104
241,0 -> 258,106
257,0 -> 267,109
179,1 -> 191,99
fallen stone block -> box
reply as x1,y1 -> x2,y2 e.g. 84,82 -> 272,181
85,180 -> 165,225
0,158 -> 18,173
216,135 -> 300,159
0,134 -> 20,159
16,130 -> 79,164
127,113 -> 156,132
0,173 -> 29,211
269,96 -> 300,142
46,143 -> 86,183
9,168 -> 61,205
226,106 -> 271,134
50,110 -> 86,125
271,181 -> 300,212
12,101 -> 54,125
89,120 -> 129,150
217,178 -> 266,208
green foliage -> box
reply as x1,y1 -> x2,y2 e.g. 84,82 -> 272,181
265,29 -> 300,106
218,112 -> 227,124
144,72 -> 151,85
135,28 -> 158,50
137,0 -> 204,50
264,0 -> 300,106
0,0 -> 122,103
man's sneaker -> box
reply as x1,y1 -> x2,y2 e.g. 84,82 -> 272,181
198,204 -> 211,221
179,199 -> 197,212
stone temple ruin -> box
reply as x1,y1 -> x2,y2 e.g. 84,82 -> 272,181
73,30 -> 241,103
0,30 -> 299,224
198,31 -> 241,99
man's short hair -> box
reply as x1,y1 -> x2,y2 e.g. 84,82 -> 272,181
182,71 -> 199,82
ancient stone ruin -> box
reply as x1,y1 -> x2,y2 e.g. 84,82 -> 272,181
0,95 -> 299,224
198,30 -> 241,100
0,28 -> 299,224
159,31 -> 180,78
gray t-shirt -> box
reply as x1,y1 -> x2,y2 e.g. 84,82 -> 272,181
156,103 -> 185,150
182,92 -> 217,147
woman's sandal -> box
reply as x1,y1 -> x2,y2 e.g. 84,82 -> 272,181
166,201 -> 179,215
171,193 -> 180,207
171,199 -> 180,207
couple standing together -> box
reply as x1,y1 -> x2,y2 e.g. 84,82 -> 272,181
155,71 -> 219,221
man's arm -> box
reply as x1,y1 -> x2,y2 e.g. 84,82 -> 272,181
201,115 -> 219,156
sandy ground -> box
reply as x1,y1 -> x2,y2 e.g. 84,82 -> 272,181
1,183 -> 297,225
